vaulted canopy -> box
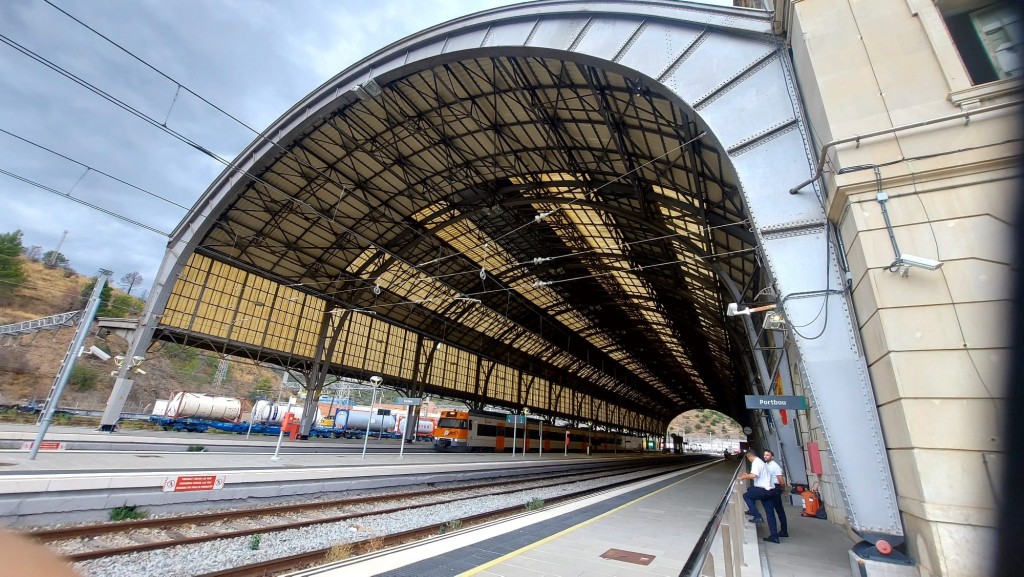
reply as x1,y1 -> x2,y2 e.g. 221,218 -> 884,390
151,3 -> 786,434
157,55 -> 761,433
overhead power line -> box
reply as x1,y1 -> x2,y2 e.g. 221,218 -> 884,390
0,167 -> 168,235
0,127 -> 189,211
42,0 -> 265,137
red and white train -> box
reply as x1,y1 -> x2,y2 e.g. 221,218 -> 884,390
432,410 -> 646,453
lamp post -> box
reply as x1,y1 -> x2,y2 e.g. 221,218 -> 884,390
362,376 -> 382,459
270,398 -> 293,461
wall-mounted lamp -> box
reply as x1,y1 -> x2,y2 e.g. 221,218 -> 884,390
763,311 -> 787,331
355,79 -> 382,101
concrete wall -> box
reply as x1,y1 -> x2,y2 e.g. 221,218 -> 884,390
786,0 -> 1020,575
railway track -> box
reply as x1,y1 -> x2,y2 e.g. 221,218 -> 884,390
202,461 -> 702,577
29,461 -> 665,568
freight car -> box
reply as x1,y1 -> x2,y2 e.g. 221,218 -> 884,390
149,392 -> 245,432
306,408 -> 398,439
432,410 -> 643,453
396,415 -> 437,441
148,394 -> 345,437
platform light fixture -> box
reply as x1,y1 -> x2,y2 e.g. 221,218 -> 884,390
355,79 -> 382,101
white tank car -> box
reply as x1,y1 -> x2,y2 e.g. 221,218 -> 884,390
335,408 -> 396,432
151,399 -> 169,417
165,392 -> 242,422
251,400 -> 322,424
396,415 -> 436,436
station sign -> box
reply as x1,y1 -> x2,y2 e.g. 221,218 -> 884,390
377,409 -> 391,415
744,395 -> 807,410
505,414 -> 526,424
393,397 -> 422,405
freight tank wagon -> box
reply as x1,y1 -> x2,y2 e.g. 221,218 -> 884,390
163,392 -> 243,422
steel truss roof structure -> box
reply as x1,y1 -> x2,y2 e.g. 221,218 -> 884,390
156,54 -> 764,434
105,1 -> 907,540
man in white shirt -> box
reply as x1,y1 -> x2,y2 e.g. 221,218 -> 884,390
763,449 -> 789,538
738,448 -> 781,543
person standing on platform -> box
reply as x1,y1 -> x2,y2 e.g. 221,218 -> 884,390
763,449 -> 789,538
738,448 -> 781,543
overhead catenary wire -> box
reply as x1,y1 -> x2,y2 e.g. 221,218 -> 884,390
0,127 -> 190,211
6,13 -> 734,404
40,0 -> 422,245
0,167 -> 168,236
288,223 -> 751,298
325,247 -> 759,315
418,131 -> 709,269
0,31 -> 422,284
1,17 -> 731,348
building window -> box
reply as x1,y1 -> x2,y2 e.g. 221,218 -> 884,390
940,1 -> 1022,84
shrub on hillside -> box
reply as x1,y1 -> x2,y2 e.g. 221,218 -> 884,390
69,365 -> 99,391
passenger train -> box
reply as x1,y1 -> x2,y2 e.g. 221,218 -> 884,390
432,410 -> 645,453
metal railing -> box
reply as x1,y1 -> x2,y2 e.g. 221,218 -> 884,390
680,460 -> 748,577
0,310 -> 81,339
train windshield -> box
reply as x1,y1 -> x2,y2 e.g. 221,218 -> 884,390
437,418 -> 468,429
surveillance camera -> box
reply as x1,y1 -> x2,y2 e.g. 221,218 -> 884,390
899,254 -> 943,271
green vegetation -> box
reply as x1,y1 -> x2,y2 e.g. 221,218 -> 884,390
439,519 -> 463,534
249,376 -> 275,402
69,365 -> 99,391
80,279 -> 112,315
109,292 -> 144,317
43,250 -> 70,269
109,505 -> 146,521
249,534 -> 262,550
0,230 -> 26,302
79,278 -> 144,318
187,445 -> 206,452
525,497 -> 545,511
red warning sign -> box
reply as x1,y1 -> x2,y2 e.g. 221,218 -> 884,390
20,441 -> 66,451
162,475 -> 225,493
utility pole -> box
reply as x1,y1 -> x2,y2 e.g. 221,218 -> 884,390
30,269 -> 111,459
49,230 -> 68,266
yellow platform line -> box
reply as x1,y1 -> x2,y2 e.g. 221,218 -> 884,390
457,465 -> 713,576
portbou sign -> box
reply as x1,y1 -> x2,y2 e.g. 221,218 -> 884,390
744,395 -> 807,410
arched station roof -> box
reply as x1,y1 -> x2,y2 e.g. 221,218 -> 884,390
148,1 -> 794,433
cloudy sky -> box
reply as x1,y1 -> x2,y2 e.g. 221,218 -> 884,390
0,0 -> 731,296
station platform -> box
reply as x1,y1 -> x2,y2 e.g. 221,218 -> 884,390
0,426 -> 858,576
298,461 -> 857,577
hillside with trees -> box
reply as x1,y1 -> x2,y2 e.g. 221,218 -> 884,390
667,408 -> 744,441
0,231 -> 284,413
